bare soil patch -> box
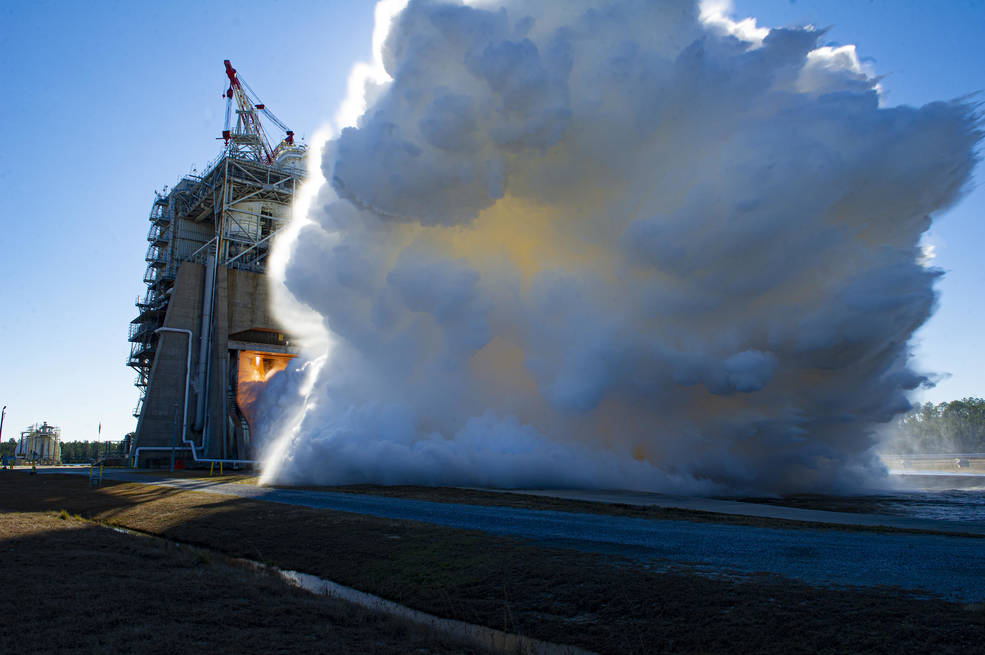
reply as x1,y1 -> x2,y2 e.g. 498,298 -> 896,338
2,472 -> 982,654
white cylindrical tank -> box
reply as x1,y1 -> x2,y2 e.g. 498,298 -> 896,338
15,422 -> 61,463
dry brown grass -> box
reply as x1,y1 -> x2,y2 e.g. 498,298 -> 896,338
0,510 -> 483,654
1,472 -> 982,654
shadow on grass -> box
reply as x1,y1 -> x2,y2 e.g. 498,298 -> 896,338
2,472 -> 983,655
0,510 -> 480,655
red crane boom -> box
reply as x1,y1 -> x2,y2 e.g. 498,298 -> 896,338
221,60 -> 296,165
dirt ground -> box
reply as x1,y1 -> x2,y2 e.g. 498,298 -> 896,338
0,510 -> 480,654
1,472 -> 982,654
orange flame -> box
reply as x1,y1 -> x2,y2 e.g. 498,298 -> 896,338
237,350 -> 293,429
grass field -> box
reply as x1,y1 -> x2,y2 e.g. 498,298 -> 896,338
1,472 -> 982,654
0,510 -> 479,654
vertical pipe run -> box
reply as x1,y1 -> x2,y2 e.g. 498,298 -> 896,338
134,327 -> 257,467
194,254 -> 216,431
201,159 -> 231,455
222,356 -> 228,460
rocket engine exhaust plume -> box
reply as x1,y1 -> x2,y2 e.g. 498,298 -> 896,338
259,0 -> 981,494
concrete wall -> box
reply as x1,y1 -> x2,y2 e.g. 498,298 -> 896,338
228,267 -> 279,335
204,267 -> 284,460
134,260 -> 285,465
133,262 -> 204,463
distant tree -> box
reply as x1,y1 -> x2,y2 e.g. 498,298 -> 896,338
56,439 -> 128,463
889,397 -> 985,453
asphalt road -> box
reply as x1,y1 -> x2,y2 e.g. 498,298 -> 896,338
41,468 -> 985,602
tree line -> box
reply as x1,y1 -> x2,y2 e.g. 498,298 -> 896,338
0,435 -> 132,462
887,397 -> 985,454
60,434 -> 132,463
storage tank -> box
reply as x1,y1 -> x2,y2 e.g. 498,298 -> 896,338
15,421 -> 61,464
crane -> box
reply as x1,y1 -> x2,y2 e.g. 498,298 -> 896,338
221,59 -> 298,165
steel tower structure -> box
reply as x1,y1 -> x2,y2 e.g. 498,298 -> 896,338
127,61 -> 305,467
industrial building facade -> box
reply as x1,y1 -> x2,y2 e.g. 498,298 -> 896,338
127,61 -> 305,467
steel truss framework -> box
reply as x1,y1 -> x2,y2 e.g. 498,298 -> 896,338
127,153 -> 305,417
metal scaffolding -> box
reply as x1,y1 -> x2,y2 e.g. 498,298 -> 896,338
127,62 -> 307,468
127,151 -> 305,417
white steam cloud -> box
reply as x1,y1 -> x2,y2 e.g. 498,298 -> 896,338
258,0 -> 980,494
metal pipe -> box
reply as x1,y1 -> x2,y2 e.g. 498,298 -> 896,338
133,445 -> 193,468
131,446 -> 256,468
194,254 -> 216,431
136,328 -> 257,468
204,457 -> 256,465
199,160 -> 229,456
221,356 -> 228,460
188,237 -> 218,261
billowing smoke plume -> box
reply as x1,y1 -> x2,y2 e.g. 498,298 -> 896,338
259,0 -> 980,494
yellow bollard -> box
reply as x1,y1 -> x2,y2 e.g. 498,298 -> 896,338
209,461 -> 215,477
220,461 -> 223,476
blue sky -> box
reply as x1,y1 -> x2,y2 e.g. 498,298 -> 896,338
0,0 -> 981,443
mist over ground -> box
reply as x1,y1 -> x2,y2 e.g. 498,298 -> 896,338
257,0 -> 980,495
